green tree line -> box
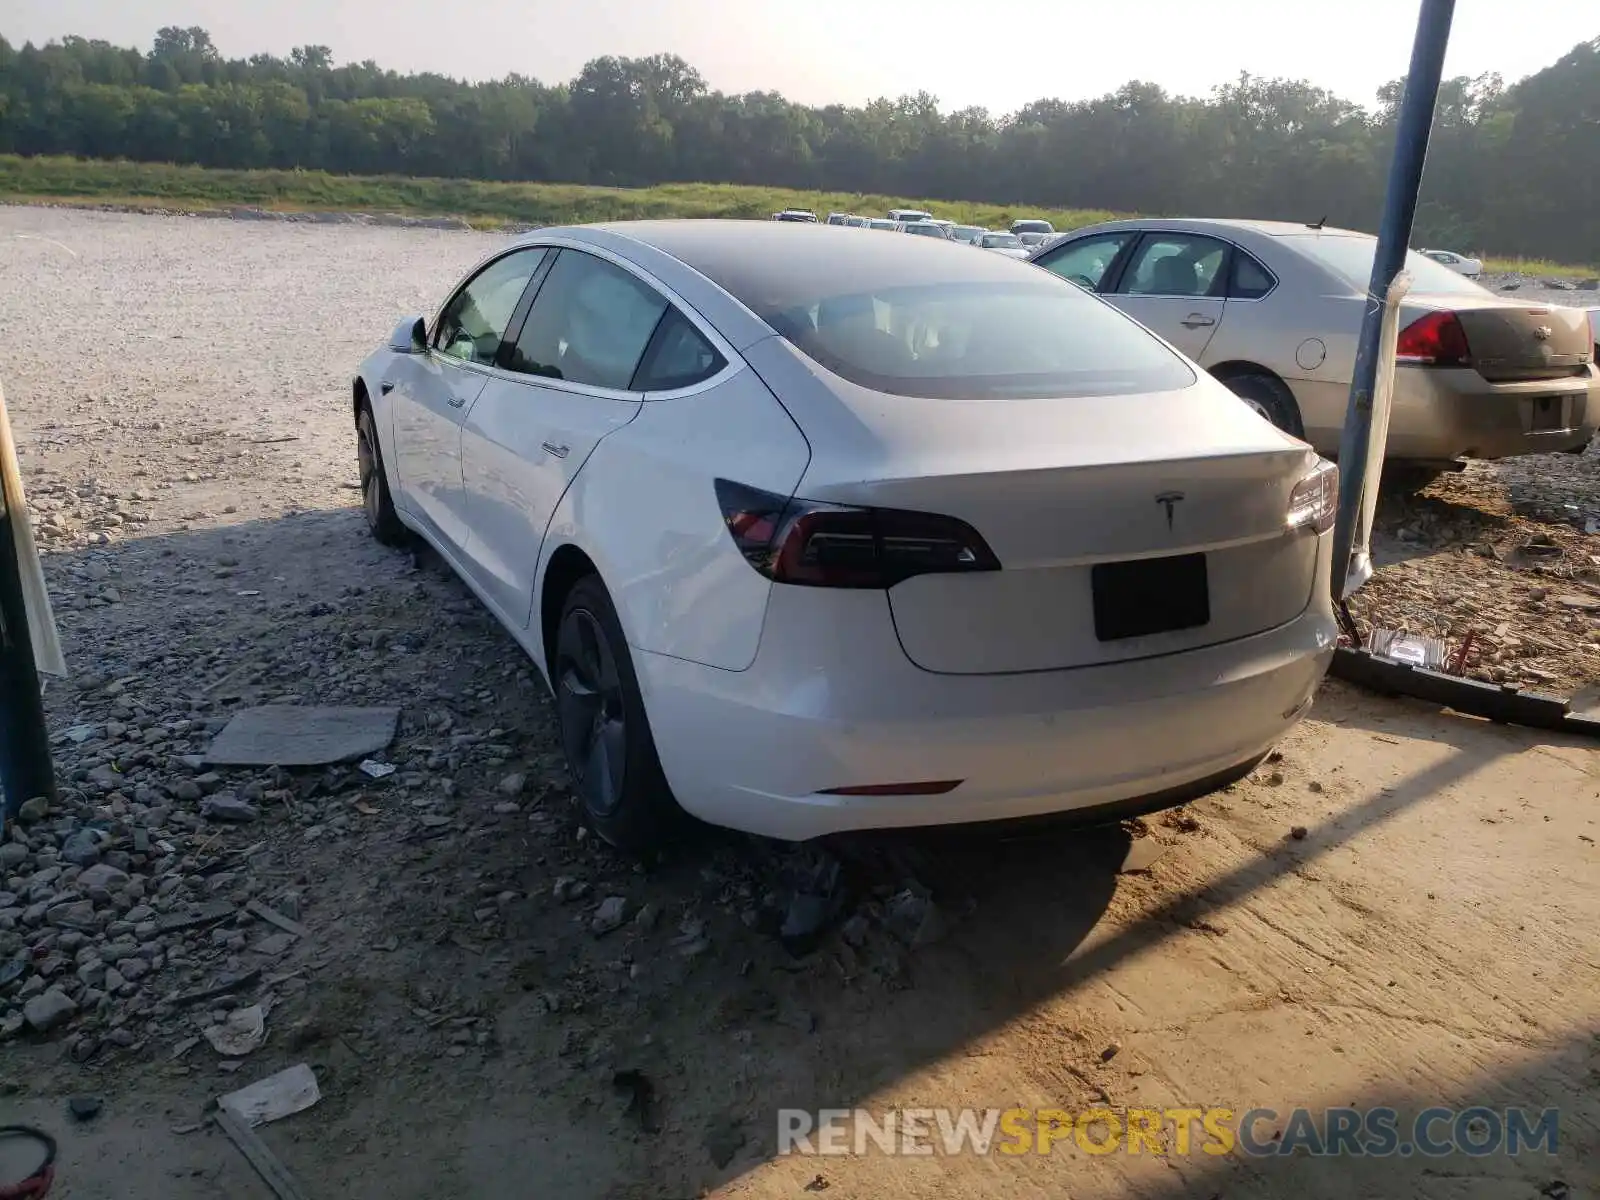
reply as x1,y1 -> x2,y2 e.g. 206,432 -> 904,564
2,26 -> 1597,262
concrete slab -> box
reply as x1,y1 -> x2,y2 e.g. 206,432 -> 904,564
203,705 -> 400,767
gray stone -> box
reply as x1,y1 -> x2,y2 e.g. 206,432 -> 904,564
77,960 -> 106,987
172,780 -> 202,802
60,829 -> 106,866
253,932 -> 294,957
23,986 -> 77,1031
204,705 -> 401,767
103,967 -> 127,992
118,957 -> 150,982
17,797 -> 50,824
0,844 -> 29,870
200,795 -> 259,824
47,901 -> 96,929
497,773 -> 527,797
591,896 -> 629,936
77,862 -> 129,891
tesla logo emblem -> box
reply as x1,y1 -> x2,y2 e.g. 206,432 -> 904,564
1156,491 -> 1185,530
1533,326 -> 1552,340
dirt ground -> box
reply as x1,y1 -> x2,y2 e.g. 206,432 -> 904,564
1,206 -> 1597,1200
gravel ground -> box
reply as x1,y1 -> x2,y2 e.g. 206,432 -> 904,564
0,206 -> 1595,1200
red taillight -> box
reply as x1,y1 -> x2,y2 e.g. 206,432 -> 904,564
714,479 -> 1001,589
1396,310 -> 1472,366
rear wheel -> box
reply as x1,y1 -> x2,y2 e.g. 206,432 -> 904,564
1219,371 -> 1305,439
554,576 -> 679,851
357,406 -> 408,546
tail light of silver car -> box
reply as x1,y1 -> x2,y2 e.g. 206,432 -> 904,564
1396,310 -> 1472,367
1286,459 -> 1338,534
715,479 -> 1001,589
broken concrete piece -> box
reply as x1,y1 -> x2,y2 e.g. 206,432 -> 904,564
1120,839 -> 1168,873
204,705 -> 401,767
204,1004 -> 267,1056
219,1062 -> 321,1127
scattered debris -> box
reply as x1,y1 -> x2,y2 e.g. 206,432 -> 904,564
1120,839 -> 1168,874
704,1114 -> 747,1169
1101,1041 -> 1122,1062
68,1095 -> 103,1122
357,759 -> 396,779
591,896 -> 629,936
1368,628 -> 1447,670
216,1104 -> 313,1200
204,1004 -> 268,1056
246,900 -> 309,939
1290,826 -> 1309,841
779,856 -> 850,956
219,1063 -> 322,1127
613,1069 -> 660,1133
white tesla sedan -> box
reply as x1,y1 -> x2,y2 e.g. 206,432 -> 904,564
353,221 -> 1338,848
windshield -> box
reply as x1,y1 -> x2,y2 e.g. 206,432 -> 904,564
1279,234 -> 1490,297
982,234 -> 1022,248
904,224 -> 947,238
1017,232 -> 1048,246
760,280 -> 1196,400
868,220 -> 896,229
1013,221 -> 1053,235
952,226 -> 985,241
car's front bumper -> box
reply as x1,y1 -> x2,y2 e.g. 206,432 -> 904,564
634,538 -> 1338,841
1384,365 -> 1597,461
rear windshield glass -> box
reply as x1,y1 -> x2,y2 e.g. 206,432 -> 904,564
761,280 -> 1196,399
1280,234 -> 1491,297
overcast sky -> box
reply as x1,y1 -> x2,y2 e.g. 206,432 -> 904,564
5,0 -> 1592,113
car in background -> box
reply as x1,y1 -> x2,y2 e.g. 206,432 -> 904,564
866,219 -> 901,231
902,221 -> 951,240
1420,248 -> 1483,279
1587,307 -> 1600,356
355,220 -> 1336,848
947,224 -> 988,245
826,212 -> 850,225
1031,218 -> 1598,466
1016,230 -> 1053,249
773,209 -> 819,223
1012,219 -> 1056,239
979,231 -> 1030,259
888,208 -> 934,224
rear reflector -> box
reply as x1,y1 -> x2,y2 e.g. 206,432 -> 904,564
819,780 -> 964,797
715,479 -> 1000,589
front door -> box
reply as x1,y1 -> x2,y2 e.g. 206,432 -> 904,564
390,248 -> 546,554
1104,232 -> 1231,361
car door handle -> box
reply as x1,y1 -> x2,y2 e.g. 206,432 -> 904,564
1181,314 -> 1216,329
380,381 -> 395,396
446,395 -> 468,409
541,441 -> 569,459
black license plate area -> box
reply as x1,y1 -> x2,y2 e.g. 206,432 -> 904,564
1092,554 -> 1210,642
1529,395 -> 1567,432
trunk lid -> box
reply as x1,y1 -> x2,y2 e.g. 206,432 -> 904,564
1410,296 -> 1592,382
746,338 -> 1321,675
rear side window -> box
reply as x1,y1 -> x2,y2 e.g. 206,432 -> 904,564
505,250 -> 668,389
1121,234 -> 1228,297
1280,234 -> 1491,297
631,309 -> 726,391
761,279 -> 1195,400
1230,252 -> 1277,299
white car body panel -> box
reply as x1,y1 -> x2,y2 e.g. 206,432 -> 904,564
359,220 -> 1337,841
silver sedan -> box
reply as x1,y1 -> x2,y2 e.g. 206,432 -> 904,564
1031,218 -> 1598,465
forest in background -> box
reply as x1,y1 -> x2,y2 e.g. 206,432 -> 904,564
1,27 -> 1597,262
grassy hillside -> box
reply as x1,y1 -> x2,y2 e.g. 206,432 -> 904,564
0,155 -> 1118,233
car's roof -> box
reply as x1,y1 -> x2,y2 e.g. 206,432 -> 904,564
1073,216 -> 1372,240
567,219 -> 1050,311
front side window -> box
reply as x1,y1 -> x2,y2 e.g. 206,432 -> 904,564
761,279 -> 1195,400
433,249 -> 546,366
505,251 -> 668,389
1033,232 -> 1134,290
1121,234 -> 1228,298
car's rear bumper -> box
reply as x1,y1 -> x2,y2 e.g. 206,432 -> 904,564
1384,365 -> 1597,461
635,537 -> 1337,841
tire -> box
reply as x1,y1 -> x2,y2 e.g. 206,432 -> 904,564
1219,371 -> 1305,439
357,405 -> 408,547
553,575 -> 680,851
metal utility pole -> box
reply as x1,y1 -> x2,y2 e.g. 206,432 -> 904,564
0,380 -> 58,820
1330,0 -> 1456,593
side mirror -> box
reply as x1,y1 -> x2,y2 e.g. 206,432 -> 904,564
388,316 -> 427,354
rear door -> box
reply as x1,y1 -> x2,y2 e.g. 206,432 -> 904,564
459,249 -> 720,625
391,248 -> 546,554
1102,232 -> 1230,361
